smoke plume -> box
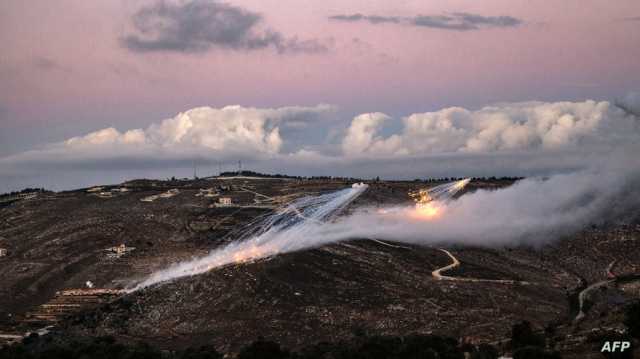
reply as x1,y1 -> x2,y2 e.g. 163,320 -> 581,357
131,146 -> 639,290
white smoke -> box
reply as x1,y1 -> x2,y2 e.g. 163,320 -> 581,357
131,146 -> 639,291
342,167 -> 639,246
130,183 -> 369,290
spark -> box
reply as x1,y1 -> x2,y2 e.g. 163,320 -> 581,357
407,178 -> 471,221
130,183 -> 368,291
411,201 -> 441,219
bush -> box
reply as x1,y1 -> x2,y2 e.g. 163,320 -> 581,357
511,321 -> 545,350
471,343 -> 499,359
355,336 -> 401,359
624,301 -> 640,339
238,338 -> 290,359
1,332 -> 501,359
176,345 -> 223,359
513,346 -> 561,359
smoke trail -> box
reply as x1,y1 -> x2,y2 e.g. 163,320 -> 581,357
343,168 -> 640,246
131,149 -> 639,291
130,183 -> 368,291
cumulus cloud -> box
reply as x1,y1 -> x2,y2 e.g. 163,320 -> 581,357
1,96 -> 638,191
1,105 -> 334,171
342,112 -> 391,155
329,12 -> 522,31
342,100 -> 639,157
122,0 -> 327,54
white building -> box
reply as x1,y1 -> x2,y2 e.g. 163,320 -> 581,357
219,197 -> 232,205
0,248 -> 7,257
105,244 -> 135,259
97,192 -> 113,198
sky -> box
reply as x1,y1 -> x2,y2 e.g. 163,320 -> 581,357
1,0 -> 639,191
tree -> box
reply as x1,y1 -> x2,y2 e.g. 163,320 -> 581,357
511,321 -> 544,350
238,338 -> 289,359
472,344 -> 499,359
355,336 -> 401,359
177,345 -> 223,359
513,346 -> 561,359
624,301 -> 640,338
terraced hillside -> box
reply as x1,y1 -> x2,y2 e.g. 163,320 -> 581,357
1,177 -> 638,358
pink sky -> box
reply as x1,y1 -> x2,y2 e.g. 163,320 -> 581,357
1,0 -> 639,155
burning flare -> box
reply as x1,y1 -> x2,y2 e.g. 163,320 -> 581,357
129,183 -> 368,291
407,178 -> 471,220
128,180 -> 471,291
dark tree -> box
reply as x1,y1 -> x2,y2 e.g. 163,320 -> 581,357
238,338 -> 290,359
513,346 -> 561,359
176,345 -> 223,359
471,343 -> 499,359
624,301 -> 640,338
511,321 -> 544,350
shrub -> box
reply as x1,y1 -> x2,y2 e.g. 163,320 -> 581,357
624,301 -> 640,339
511,321 -> 544,350
239,338 -> 290,359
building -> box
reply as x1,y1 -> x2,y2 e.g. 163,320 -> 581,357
159,189 -> 180,198
105,244 -> 135,259
14,192 -> 38,200
0,248 -> 7,257
97,192 -> 113,198
141,195 -> 159,202
219,197 -> 232,205
196,188 -> 218,198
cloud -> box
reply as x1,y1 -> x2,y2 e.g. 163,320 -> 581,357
329,12 -> 522,31
342,112 -> 391,155
1,96 -> 638,191
342,100 -> 639,157
616,92 -> 640,117
122,0 -> 327,54
0,105 -> 334,172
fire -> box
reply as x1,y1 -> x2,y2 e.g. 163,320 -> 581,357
404,179 -> 471,220
410,201 -> 442,219
408,187 -> 440,220
232,245 -> 267,263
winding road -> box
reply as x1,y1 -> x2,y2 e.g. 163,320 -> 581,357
432,248 -> 532,285
574,260 -> 617,322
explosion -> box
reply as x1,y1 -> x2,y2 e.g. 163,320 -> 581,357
412,201 -> 441,219
407,178 -> 471,220
232,244 -> 271,264
130,180 -> 474,291
130,183 -> 368,291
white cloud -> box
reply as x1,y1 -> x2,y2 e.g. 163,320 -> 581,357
56,104 -> 334,159
342,112 -> 392,155
1,96 -> 638,191
342,100 -> 639,157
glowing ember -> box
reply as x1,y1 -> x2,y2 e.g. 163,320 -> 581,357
130,183 -> 369,291
232,245 -> 270,263
412,202 -> 441,219
407,178 -> 471,220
